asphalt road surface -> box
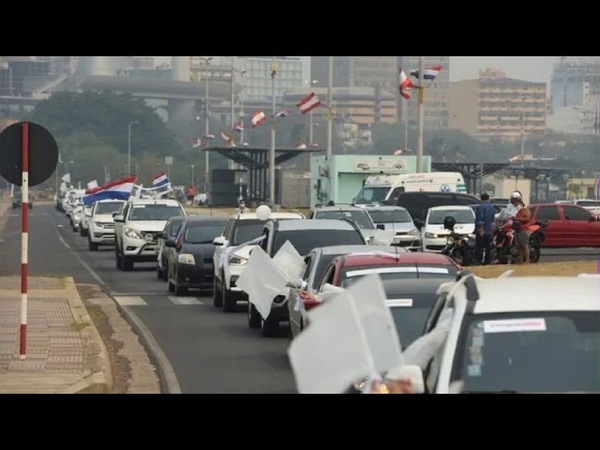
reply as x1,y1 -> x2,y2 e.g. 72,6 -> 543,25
0,204 -> 296,394
1,205 -> 597,393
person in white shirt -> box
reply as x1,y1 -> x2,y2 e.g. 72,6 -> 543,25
505,191 -> 523,217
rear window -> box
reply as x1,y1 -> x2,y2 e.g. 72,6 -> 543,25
368,209 -> 413,224
397,193 -> 479,221
273,229 -> 365,256
314,210 -> 375,229
167,218 -> 185,237
341,264 -> 458,287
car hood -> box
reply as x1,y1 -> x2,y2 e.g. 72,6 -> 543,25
125,220 -> 170,232
180,242 -> 215,258
424,223 -> 475,235
93,214 -> 116,223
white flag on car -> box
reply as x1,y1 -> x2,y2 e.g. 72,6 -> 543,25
288,273 -> 403,393
235,246 -> 290,320
272,240 -> 306,281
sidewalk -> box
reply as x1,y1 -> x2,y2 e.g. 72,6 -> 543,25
0,276 -> 111,393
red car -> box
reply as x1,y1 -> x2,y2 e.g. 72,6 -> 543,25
315,251 -> 463,292
528,203 -> 600,247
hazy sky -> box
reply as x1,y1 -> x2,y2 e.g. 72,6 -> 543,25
154,56 -> 600,88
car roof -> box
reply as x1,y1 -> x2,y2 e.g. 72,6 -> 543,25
184,216 -> 228,224
232,212 -> 304,220
274,218 -> 359,231
313,205 -> 367,212
428,205 -> 474,211
364,206 -> 410,212
459,277 -> 600,313
314,245 -> 401,256
340,251 -> 457,268
128,198 -> 182,206
96,199 -> 125,204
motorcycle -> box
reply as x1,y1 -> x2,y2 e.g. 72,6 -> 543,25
491,210 -> 546,264
440,216 -> 477,266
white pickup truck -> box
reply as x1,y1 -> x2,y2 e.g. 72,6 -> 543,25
572,199 -> 600,216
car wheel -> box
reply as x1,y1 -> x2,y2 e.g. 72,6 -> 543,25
529,238 -> 541,264
213,277 -> 223,307
157,264 -> 164,280
222,283 -> 236,312
260,315 -> 279,337
121,254 -> 134,271
88,239 -> 98,251
115,246 -> 122,269
167,267 -> 175,292
247,302 -> 261,329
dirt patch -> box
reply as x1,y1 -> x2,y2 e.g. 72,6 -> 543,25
469,260 -> 599,278
77,284 -> 131,394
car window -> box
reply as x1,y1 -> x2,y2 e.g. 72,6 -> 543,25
340,264 -> 458,288
232,220 -> 268,244
387,293 -> 440,350
427,209 -> 474,225
562,206 -> 591,221
95,202 -> 124,215
317,263 -> 337,291
536,206 -> 560,221
315,210 -> 374,229
368,209 -> 413,224
167,219 -> 184,237
272,229 -> 365,256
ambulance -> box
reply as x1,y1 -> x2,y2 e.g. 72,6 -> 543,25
353,172 -> 467,206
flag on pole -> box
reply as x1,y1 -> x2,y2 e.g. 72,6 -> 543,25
274,109 -> 291,118
82,175 -> 138,206
192,137 -> 202,148
152,172 -> 170,188
410,65 -> 443,83
234,124 -> 244,133
297,143 -> 307,149
61,173 -> 71,184
398,69 -> 414,100
251,110 -> 267,127
296,92 -> 322,114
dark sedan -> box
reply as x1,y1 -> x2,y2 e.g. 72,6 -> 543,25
165,216 -> 227,296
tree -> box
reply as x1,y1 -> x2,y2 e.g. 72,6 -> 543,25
26,91 -> 182,158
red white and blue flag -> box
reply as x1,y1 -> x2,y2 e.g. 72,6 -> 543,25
153,172 -> 170,188
234,124 -> 244,133
82,175 -> 138,206
410,65 -> 443,83
251,110 -> 268,127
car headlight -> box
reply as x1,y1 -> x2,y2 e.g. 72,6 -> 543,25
446,236 -> 455,244
178,253 -> 196,265
424,232 -> 436,239
408,228 -> 420,236
124,226 -> 143,239
93,222 -> 103,228
229,255 -> 248,265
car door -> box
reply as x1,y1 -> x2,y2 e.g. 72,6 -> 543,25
532,205 -> 563,246
213,219 -> 233,278
289,254 -> 315,335
561,205 -> 598,247
317,262 -> 337,292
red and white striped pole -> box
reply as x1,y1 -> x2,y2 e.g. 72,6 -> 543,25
19,122 -> 29,360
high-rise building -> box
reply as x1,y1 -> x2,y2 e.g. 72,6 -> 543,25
448,68 -> 547,140
310,56 -> 397,91
237,57 -> 304,102
550,58 -> 600,110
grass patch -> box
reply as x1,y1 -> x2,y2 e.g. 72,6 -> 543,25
469,260 -> 599,278
71,321 -> 90,332
85,305 -> 107,321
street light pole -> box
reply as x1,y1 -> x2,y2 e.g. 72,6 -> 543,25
416,56 -> 425,173
326,56 -> 333,157
520,97 -> 526,168
239,69 -> 246,146
269,57 -> 278,206
229,57 -> 235,170
306,79 -> 318,145
200,57 -> 213,195
127,120 -> 139,175
191,164 -> 195,187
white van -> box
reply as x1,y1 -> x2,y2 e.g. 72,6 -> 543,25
353,172 -> 467,206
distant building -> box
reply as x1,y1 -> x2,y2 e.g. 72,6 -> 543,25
448,68 -> 547,141
546,103 -> 599,134
133,57 -> 155,69
550,58 -> 600,110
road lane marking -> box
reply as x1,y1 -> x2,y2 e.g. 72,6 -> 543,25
113,296 -> 148,306
167,296 -> 204,305
56,229 -> 105,286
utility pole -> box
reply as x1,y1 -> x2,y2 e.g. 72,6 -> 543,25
416,56 -> 425,173
326,56 -> 333,157
200,57 -> 213,195
269,57 -> 278,206
229,57 -> 235,170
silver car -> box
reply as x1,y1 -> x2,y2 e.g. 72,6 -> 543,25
365,206 -> 421,251
287,244 -> 407,339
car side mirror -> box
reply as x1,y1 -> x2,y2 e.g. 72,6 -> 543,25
376,224 -> 385,230
165,239 -> 176,248
113,214 -> 124,222
212,236 -> 226,246
590,215 -> 599,222
414,219 -> 424,230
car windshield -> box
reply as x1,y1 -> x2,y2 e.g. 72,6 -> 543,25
129,204 -> 185,220
428,209 -> 474,225
451,312 -> 600,393
184,222 -> 226,244
577,200 -> 600,207
95,202 -> 123,215
368,209 -> 412,224
354,187 -> 389,204
233,220 -> 269,245
273,230 -> 365,256
315,210 -> 375,229
387,294 -> 440,350
340,264 -> 458,288
166,218 -> 185,238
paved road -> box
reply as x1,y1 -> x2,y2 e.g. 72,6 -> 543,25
0,204 -> 296,394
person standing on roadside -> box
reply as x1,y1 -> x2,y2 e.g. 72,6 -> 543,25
513,195 -> 532,264
474,193 -> 496,265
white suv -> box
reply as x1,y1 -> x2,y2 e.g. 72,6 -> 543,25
87,199 -> 126,251
114,198 -> 186,271
212,211 -> 304,312
408,272 -> 600,393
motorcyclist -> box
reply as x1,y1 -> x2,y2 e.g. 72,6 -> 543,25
506,191 -> 523,217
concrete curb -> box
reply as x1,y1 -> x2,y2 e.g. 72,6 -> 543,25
61,277 -> 113,394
